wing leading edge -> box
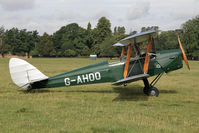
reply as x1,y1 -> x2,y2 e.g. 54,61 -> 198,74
112,74 -> 149,85
113,30 -> 157,47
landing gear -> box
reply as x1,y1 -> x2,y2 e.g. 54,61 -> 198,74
143,85 -> 159,96
149,86 -> 159,96
142,73 -> 163,97
26,84 -> 33,93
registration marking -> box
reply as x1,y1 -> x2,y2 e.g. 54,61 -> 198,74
64,72 -> 101,86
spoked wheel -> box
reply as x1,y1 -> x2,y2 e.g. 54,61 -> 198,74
143,86 -> 159,97
142,78 -> 160,97
148,86 -> 159,97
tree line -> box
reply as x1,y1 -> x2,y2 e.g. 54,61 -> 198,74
0,16 -> 199,59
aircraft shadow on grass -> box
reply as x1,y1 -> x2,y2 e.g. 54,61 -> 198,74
112,86 -> 178,101
20,85 -> 148,101
19,85 -> 177,102
112,85 -> 148,101
160,89 -> 178,94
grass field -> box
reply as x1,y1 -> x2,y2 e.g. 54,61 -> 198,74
0,58 -> 199,133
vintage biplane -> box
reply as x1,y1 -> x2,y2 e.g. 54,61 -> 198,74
9,30 -> 190,96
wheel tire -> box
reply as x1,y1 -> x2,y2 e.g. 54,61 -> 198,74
148,87 -> 159,97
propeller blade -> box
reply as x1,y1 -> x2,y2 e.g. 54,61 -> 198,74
178,36 -> 190,70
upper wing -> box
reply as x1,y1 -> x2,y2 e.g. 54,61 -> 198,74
113,30 -> 157,47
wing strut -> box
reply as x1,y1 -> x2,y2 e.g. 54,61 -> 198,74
121,46 -> 125,57
123,44 -> 132,78
143,37 -> 152,74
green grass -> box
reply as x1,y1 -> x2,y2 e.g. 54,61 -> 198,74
0,58 -> 199,133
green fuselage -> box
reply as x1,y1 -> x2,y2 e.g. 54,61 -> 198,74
31,49 -> 183,89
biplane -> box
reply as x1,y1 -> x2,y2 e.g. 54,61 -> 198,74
9,30 -> 190,96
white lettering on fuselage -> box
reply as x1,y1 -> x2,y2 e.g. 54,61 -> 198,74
77,76 -> 83,84
64,72 -> 101,86
82,74 -> 89,83
64,78 -> 70,86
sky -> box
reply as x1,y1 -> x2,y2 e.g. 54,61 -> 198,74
0,0 -> 199,35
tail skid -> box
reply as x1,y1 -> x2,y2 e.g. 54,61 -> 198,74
9,58 -> 48,89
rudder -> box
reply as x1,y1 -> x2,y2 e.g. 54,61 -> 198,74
9,58 -> 48,89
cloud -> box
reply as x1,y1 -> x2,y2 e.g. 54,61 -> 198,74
0,12 -> 22,21
0,0 -> 35,11
92,10 -> 110,20
56,11 -> 84,21
171,12 -> 194,20
1,0 -> 198,35
170,8 -> 199,21
127,1 -> 150,20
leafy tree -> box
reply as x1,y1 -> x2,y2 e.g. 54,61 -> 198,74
156,31 -> 178,50
141,26 -> 159,32
91,36 -> 119,58
0,26 -> 4,36
17,29 -> 39,57
93,17 -> 112,44
63,49 -> 76,57
26,30 -> 40,58
85,22 -> 94,48
4,28 -> 22,55
182,15 -> 199,58
129,30 -> 137,35
0,27 -> 10,57
61,41 -> 75,52
53,23 -> 88,56
99,37 -> 119,57
91,44 -> 101,56
113,27 -> 117,36
37,33 -> 55,57
118,26 -> 125,35
0,37 -> 10,58
113,34 -> 128,55
141,27 -> 146,32
81,46 -> 90,56
53,26 -> 68,56
87,22 -> 92,31
3,28 -> 39,57
113,26 -> 125,35
30,43 -> 39,57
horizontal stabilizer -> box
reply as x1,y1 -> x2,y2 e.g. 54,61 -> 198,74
9,58 -> 48,89
112,74 -> 149,85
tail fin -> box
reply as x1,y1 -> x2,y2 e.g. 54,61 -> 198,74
9,58 -> 48,89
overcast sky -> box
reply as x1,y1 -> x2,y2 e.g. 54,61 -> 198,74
0,0 -> 199,35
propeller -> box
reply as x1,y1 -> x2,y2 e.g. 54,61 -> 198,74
178,36 -> 190,70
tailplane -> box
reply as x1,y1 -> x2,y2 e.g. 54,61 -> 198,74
9,58 -> 48,89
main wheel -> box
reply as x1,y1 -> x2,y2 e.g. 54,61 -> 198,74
148,87 -> 159,97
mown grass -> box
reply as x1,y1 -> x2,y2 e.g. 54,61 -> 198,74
0,58 -> 199,133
